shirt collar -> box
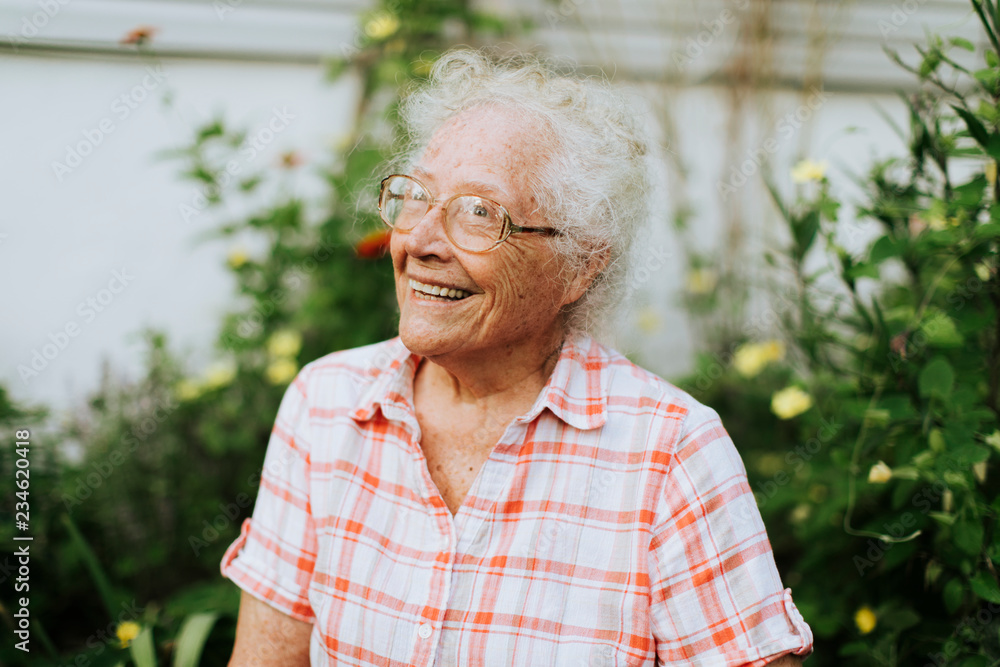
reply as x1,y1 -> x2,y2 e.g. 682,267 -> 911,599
351,334 -> 608,431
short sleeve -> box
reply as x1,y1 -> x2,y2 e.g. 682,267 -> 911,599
221,373 -> 317,622
647,403 -> 813,666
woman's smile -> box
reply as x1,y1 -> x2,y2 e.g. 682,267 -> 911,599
408,278 -> 473,302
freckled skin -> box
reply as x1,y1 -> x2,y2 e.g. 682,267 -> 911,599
391,105 -> 579,378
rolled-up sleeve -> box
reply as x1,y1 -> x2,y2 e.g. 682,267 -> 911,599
221,373 -> 317,622
647,403 -> 813,666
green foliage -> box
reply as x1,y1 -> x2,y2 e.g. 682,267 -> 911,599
677,5 -> 1000,664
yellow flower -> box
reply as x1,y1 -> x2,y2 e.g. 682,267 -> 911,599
227,247 -> 249,269
808,484 -> 828,503
203,360 -> 237,390
925,213 -> 959,231
855,606 -> 877,634
771,386 -> 813,420
733,340 -> 785,378
755,453 -> 784,476
686,267 -> 718,295
791,159 -> 828,183
987,160 -> 997,186
267,329 -> 302,359
266,358 -> 298,385
174,379 -> 203,402
636,307 -> 661,334
867,461 -> 893,484
116,621 -> 141,648
364,11 -> 399,40
790,503 -> 811,524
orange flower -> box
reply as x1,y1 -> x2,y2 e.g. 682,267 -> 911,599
356,229 -> 392,259
121,26 -> 157,45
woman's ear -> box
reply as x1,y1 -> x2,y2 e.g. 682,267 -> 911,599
560,245 -> 611,307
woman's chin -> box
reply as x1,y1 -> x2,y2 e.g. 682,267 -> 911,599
398,322 -> 466,360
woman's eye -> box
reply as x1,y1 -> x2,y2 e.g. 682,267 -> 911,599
472,204 -> 489,217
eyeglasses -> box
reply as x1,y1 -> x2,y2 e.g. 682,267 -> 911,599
377,174 -> 560,253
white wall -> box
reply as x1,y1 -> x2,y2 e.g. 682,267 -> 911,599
1,52 -> 361,410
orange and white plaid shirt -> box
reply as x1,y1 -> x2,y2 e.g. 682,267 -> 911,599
221,334 -> 813,666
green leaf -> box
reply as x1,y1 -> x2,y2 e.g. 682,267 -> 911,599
793,210 -> 821,259
953,105 -> 992,149
869,235 -> 902,264
929,511 -> 956,525
918,357 -> 955,399
944,577 -> 965,613
130,626 -> 157,667
970,571 -> 1000,604
974,223 -> 1000,240
951,444 -> 990,466
173,613 -> 220,667
61,514 -> 122,619
950,36 -> 976,51
954,174 -> 987,208
920,312 -> 964,347
954,517 -> 985,556
838,641 -> 871,656
881,607 -> 920,631
195,120 -> 225,143
846,262 -> 880,281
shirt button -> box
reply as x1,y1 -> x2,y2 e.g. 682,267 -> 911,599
417,623 -> 433,639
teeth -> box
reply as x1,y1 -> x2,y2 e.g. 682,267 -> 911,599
409,279 -> 470,301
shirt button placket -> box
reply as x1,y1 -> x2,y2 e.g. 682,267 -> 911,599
417,623 -> 433,639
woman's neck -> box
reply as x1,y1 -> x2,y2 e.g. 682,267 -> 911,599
414,331 -> 566,416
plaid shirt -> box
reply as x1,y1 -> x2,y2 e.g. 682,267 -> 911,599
221,335 -> 813,666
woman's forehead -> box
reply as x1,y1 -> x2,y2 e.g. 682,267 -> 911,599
414,108 -> 544,202
410,167 -> 512,200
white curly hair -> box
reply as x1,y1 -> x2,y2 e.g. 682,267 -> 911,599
394,48 -> 659,338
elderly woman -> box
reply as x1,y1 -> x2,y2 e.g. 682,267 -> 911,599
222,49 -> 813,666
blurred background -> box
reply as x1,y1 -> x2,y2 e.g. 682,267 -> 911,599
2,0 -> 999,665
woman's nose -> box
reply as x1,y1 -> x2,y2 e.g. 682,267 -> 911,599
402,202 -> 453,258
